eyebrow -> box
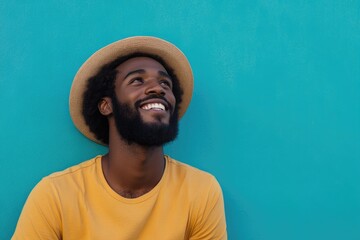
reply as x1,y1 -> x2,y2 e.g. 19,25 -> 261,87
158,70 -> 171,80
124,69 -> 172,80
124,69 -> 146,79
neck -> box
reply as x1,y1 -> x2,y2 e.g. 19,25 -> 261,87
102,130 -> 165,198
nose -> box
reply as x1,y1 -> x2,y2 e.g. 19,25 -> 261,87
145,80 -> 165,96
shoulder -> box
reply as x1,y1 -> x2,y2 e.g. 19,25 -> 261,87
166,156 -> 223,196
167,156 -> 215,178
46,156 -> 99,179
34,155 -> 100,194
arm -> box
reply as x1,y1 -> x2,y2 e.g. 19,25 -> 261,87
190,177 -> 227,240
12,178 -> 62,240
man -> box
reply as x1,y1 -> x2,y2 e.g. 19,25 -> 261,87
12,36 -> 227,239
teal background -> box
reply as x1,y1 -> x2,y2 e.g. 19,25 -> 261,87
1,1 -> 360,239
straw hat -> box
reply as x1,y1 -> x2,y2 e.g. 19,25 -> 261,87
69,36 -> 193,144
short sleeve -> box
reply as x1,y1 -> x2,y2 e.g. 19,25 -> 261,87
189,176 -> 227,240
12,178 -> 62,240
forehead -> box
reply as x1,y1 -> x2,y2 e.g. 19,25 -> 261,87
115,57 -> 168,75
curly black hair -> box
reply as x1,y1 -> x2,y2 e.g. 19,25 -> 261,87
82,52 -> 183,144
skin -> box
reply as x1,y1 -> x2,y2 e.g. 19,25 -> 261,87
98,57 -> 176,198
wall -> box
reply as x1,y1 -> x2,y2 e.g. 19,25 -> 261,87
1,1 -> 360,239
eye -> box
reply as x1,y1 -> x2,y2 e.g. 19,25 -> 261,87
129,77 -> 143,85
160,79 -> 172,89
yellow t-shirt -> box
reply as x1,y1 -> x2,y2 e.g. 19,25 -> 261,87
12,155 -> 227,240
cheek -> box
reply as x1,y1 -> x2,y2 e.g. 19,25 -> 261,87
168,91 -> 177,107
117,88 -> 140,104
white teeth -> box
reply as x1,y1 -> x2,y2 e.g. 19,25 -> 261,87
141,103 -> 165,111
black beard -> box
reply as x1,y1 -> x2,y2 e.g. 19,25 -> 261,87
111,95 -> 179,147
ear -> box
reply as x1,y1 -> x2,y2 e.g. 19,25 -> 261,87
98,97 -> 113,116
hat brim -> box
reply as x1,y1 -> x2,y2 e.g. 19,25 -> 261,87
69,36 -> 193,145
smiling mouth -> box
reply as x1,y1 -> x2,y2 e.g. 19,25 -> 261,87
140,103 -> 166,111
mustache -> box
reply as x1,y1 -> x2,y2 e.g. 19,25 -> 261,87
135,95 -> 173,112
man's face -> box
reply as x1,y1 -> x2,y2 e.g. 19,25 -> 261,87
110,57 -> 179,146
